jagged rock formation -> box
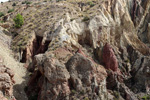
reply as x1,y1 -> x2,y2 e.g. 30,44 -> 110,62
0,57 -> 15,100
1,0 -> 150,100
27,48 -> 108,100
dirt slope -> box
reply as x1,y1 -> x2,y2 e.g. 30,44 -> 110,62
0,31 -> 29,100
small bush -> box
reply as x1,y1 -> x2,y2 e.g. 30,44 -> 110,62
0,12 -> 4,17
84,97 -> 89,100
26,1 -> 32,4
71,90 -> 76,94
12,3 -> 16,6
8,9 -> 14,13
141,95 -> 150,100
82,16 -> 90,22
22,1 -> 32,5
0,21 -> 4,23
88,1 -> 95,7
13,14 -> 24,28
56,0 -> 62,2
80,90 -> 85,95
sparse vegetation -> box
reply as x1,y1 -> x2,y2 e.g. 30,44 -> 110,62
22,1 -> 32,5
11,34 -> 29,51
88,1 -> 95,7
0,21 -> 4,23
13,14 -> 24,28
80,90 -> 85,95
0,12 -> 4,17
8,9 -> 14,13
71,90 -> 76,94
56,0 -> 62,2
84,97 -> 89,100
141,95 -> 150,100
82,16 -> 90,22
125,58 -> 130,63
113,91 -> 120,100
26,1 -> 32,5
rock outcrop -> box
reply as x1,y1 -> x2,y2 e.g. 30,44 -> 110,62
0,57 -> 15,100
24,0 -> 150,99
27,48 -> 108,100
1,0 -> 150,99
102,43 -> 120,73
66,53 -> 107,100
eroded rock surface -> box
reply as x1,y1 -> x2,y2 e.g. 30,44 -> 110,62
1,0 -> 150,99
0,58 -> 15,100
27,48 -> 108,100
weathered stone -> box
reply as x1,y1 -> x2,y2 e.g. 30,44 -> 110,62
66,52 -> 107,99
102,43 -> 120,73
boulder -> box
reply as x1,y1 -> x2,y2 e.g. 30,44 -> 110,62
66,53 -> 107,100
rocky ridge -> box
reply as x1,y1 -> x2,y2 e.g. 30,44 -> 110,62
0,0 -> 150,100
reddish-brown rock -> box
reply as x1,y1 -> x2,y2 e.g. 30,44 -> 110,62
27,48 -> 108,100
102,43 -> 120,73
27,48 -> 73,100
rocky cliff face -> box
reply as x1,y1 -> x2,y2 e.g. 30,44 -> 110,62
1,0 -> 150,100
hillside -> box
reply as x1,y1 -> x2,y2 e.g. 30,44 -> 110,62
0,0 -> 150,100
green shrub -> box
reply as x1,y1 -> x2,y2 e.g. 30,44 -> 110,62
82,16 -> 90,22
141,95 -> 150,100
88,1 -> 95,7
12,3 -> 16,6
0,12 -> 4,17
13,14 -> 24,28
71,90 -> 76,94
8,9 -> 14,13
0,21 -> 4,23
84,97 -> 89,100
22,1 -> 32,5
80,90 -> 85,95
56,0 -> 62,2
26,1 -> 32,4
